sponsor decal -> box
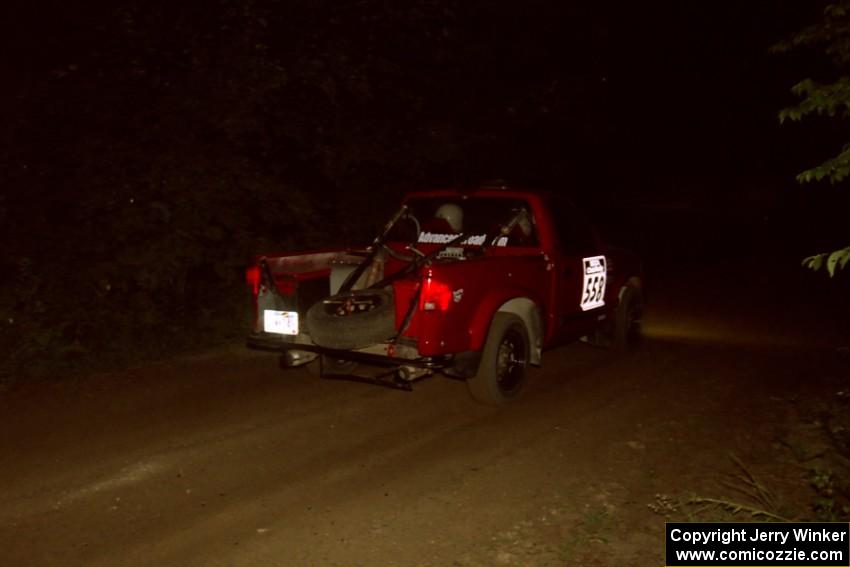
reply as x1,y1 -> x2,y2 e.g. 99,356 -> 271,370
580,255 -> 606,311
417,232 -> 498,246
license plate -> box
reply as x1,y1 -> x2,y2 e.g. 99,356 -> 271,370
263,310 -> 298,335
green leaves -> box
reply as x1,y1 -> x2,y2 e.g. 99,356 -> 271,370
777,2 -> 850,275
780,78 -> 850,124
802,247 -> 850,276
777,2 -> 850,189
772,1 -> 850,65
795,145 -> 850,184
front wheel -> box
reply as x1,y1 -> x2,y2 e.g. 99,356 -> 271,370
467,313 -> 529,405
613,285 -> 643,351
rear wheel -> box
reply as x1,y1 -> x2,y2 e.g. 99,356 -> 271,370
467,313 -> 529,405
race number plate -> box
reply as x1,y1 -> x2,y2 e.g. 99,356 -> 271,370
580,256 -> 606,311
263,310 -> 299,335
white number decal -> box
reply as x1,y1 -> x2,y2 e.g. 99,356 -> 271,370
580,256 -> 606,311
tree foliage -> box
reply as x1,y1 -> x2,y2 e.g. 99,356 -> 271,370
776,1 -> 850,183
775,1 -> 850,275
802,247 -> 850,276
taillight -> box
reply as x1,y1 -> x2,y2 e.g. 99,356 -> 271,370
420,276 -> 452,311
246,265 -> 261,295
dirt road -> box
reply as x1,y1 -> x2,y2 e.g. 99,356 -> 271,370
1,257 -> 847,566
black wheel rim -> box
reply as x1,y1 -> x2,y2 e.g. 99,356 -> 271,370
496,327 -> 526,393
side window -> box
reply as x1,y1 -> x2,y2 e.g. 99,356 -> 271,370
550,198 -> 598,255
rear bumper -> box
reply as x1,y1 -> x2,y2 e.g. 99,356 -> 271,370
246,332 -> 452,369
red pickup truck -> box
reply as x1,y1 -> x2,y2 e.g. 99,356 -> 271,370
246,185 -> 643,404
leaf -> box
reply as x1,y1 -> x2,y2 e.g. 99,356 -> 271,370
840,247 -> 850,269
803,253 -> 825,271
827,250 -> 841,276
802,248 -> 850,275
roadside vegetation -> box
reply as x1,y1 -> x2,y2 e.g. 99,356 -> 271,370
776,1 -> 850,275
648,392 -> 850,524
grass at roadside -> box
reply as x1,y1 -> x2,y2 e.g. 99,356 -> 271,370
0,289 -> 251,390
646,383 -> 850,525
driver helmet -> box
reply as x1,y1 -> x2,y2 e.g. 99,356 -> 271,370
435,203 -> 463,232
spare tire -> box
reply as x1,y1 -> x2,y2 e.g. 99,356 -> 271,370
305,288 -> 397,350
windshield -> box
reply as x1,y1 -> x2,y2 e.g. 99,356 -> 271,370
390,197 -> 538,248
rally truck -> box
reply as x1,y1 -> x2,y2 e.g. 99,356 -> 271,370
246,184 -> 643,404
